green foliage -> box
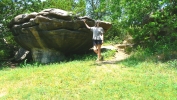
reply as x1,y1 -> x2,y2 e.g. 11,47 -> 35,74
103,0 -> 177,59
0,0 -> 49,60
120,44 -> 177,68
86,0 -> 112,20
73,0 -> 86,16
167,60 -> 177,68
45,0 -> 74,10
44,0 -> 86,16
0,50 -> 8,60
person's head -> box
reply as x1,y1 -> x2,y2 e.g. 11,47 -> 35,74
95,20 -> 100,27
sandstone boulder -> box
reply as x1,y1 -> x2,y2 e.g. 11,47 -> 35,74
8,8 -> 112,63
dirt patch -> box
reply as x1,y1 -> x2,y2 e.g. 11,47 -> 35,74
96,45 -> 130,65
114,50 -> 130,61
103,45 -> 130,61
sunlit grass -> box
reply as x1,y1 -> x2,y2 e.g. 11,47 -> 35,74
0,49 -> 177,100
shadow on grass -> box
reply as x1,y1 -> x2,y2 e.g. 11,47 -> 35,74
1,48 -> 176,69
0,49 -> 110,69
0,48 -> 159,69
66,48 -> 114,62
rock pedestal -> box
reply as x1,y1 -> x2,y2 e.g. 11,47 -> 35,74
32,48 -> 65,63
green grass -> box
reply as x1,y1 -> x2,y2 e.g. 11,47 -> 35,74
0,49 -> 177,100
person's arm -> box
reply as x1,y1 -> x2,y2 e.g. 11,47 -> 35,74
100,28 -> 104,43
83,19 -> 91,29
101,33 -> 104,43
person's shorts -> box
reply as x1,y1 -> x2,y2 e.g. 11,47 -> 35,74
93,40 -> 102,46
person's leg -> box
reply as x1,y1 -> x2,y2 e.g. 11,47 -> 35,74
93,40 -> 98,54
93,40 -> 103,61
97,44 -> 102,60
93,45 -> 98,54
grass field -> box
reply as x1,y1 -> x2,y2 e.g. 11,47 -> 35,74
0,49 -> 177,100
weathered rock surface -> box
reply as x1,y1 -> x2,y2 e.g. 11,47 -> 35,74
13,48 -> 32,62
8,8 -> 112,63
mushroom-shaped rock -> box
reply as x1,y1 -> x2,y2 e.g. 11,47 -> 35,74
8,8 -> 112,63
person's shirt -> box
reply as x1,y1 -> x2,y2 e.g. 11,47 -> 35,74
90,27 -> 104,40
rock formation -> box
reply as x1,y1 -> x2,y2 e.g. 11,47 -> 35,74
8,8 -> 112,63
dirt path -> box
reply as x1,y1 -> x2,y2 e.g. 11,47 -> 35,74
96,45 -> 130,65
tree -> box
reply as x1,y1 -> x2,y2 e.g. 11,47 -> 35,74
107,0 -> 177,54
86,0 -> 111,20
0,0 -> 48,60
44,0 -> 86,16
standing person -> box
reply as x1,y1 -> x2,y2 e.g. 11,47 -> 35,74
83,19 -> 104,61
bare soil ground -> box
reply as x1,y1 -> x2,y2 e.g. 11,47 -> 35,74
98,45 -> 130,64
